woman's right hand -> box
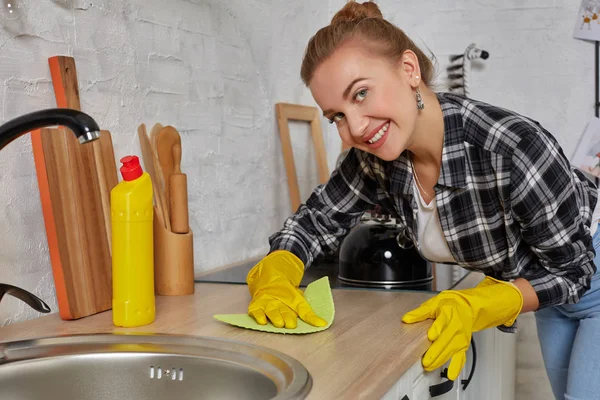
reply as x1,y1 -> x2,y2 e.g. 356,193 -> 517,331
246,250 -> 328,329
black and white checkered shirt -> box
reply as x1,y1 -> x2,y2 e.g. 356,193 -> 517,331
269,92 -> 598,310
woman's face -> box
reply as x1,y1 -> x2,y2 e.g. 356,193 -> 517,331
309,41 -> 421,161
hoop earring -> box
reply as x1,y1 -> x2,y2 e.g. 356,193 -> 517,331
416,88 -> 425,110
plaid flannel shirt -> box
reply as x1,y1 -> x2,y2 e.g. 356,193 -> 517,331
269,92 -> 598,312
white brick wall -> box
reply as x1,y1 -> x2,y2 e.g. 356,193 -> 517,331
0,1 -> 594,328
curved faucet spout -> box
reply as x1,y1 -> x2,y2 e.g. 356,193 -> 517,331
0,283 -> 51,314
0,108 -> 101,150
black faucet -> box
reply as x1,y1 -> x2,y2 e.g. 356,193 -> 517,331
0,108 -> 101,150
0,108 -> 101,314
0,284 -> 51,314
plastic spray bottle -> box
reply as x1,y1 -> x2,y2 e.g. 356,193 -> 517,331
111,155 -> 155,327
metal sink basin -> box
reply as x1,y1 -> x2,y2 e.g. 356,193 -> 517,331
0,333 -> 312,400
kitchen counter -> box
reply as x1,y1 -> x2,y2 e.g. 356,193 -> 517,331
0,282 -> 444,399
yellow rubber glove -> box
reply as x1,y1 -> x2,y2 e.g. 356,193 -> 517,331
246,250 -> 328,329
401,276 -> 523,381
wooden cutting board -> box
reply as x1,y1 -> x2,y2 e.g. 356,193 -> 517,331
32,128 -> 117,320
30,56 -> 117,320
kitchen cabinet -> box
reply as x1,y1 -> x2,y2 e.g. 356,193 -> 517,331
382,325 -> 516,400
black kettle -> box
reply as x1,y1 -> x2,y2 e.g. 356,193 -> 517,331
338,214 -> 433,290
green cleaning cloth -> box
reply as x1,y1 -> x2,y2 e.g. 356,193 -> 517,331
213,276 -> 335,334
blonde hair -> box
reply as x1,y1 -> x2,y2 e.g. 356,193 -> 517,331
300,1 -> 435,87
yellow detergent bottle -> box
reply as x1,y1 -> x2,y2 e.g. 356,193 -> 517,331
111,155 -> 155,327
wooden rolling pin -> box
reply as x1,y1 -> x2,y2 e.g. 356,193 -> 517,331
169,144 -> 189,234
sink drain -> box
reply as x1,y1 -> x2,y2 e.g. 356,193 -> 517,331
149,365 -> 184,381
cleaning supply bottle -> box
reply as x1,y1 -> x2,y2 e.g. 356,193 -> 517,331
111,155 -> 155,327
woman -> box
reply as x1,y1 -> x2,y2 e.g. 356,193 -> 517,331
245,2 -> 600,398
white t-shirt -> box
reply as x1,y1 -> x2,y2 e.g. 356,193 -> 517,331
412,182 -> 456,263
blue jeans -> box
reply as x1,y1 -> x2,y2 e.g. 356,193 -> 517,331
535,225 -> 600,400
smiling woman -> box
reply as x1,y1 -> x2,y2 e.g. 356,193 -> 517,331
245,2 -> 600,400
300,1 -> 437,163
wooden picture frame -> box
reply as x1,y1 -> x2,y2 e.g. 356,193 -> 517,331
275,102 -> 329,212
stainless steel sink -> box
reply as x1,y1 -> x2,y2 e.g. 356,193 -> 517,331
0,333 -> 312,400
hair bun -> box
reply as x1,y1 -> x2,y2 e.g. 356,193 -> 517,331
331,1 -> 383,25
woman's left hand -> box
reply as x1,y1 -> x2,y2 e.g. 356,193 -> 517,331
402,276 -> 524,380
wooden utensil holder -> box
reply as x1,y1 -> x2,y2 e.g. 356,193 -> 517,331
153,206 -> 195,296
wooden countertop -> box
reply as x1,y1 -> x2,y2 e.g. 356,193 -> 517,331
0,283 -> 441,399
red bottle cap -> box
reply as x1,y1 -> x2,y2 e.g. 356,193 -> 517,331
120,155 -> 143,181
